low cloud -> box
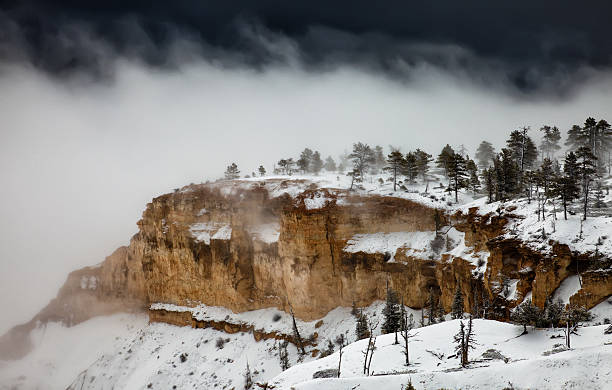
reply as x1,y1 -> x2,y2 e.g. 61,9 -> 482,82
1,21 -> 612,333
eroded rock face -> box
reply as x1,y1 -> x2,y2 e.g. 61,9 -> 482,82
3,179 -> 611,359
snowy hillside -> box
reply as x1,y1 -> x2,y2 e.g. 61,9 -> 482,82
200,171 -> 479,211
64,302 -> 422,390
271,319 -> 612,390
0,313 -> 147,390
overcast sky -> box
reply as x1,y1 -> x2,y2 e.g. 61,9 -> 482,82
1,1 -> 612,334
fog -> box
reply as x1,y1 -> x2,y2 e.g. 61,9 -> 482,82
2,49 -> 612,334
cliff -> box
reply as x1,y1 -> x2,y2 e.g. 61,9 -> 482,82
2,177 -> 611,359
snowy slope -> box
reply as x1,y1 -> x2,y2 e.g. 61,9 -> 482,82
196,171 -> 478,211
270,319 -> 612,390
0,313 -> 147,390
64,301 -> 422,390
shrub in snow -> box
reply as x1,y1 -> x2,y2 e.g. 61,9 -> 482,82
312,369 -> 339,379
401,380 -> 416,390
481,349 -> 509,363
272,313 -> 281,322
604,325 -> 612,335
216,338 -> 225,349
542,343 -> 569,356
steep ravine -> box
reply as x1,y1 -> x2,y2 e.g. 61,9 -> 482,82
2,178 -> 611,359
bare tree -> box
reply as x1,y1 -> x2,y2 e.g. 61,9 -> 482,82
335,334 -> 346,378
361,315 -> 379,376
290,306 -> 306,356
400,296 -> 418,365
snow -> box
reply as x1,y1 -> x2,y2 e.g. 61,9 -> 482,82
148,301 -> 418,340
80,275 -> 97,290
0,313 -> 147,390
505,279 -> 520,301
188,222 -> 231,244
211,224 -> 232,240
203,172 -> 477,211
248,223 -> 281,243
587,298 -> 612,324
343,231 -> 437,261
270,319 -> 612,390
461,196 -> 612,259
553,275 -> 583,304
62,301 -> 421,390
304,196 -> 330,210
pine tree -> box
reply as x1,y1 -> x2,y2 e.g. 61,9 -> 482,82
539,125 -> 562,160
511,299 -> 541,334
355,309 -> 370,340
323,156 -> 336,172
311,151 -> 323,175
545,299 -> 565,328
593,181 -> 606,208
382,285 -> 401,343
436,144 -> 455,179
475,141 -> 496,169
564,118 -> 612,173
506,127 -> 538,175
277,158 -> 295,175
451,285 -> 464,319
447,152 -> 468,202
225,163 -> 241,180
403,152 -> 419,183
349,142 -> 376,182
415,148 -> 433,184
576,146 -> 598,220
258,165 -> 266,177
466,158 -> 481,193
551,152 -> 580,220
565,124 -> 583,151
373,145 -> 386,173
494,148 -> 520,201
297,148 -> 314,173
384,149 -> 406,191
483,167 -> 495,203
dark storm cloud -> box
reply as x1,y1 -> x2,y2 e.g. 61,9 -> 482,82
1,0 -> 612,93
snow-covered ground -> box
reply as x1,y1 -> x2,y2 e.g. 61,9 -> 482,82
203,171 -> 479,211
0,313 -> 147,390
2,299 -> 611,390
460,192 -> 612,259
271,319 -> 612,390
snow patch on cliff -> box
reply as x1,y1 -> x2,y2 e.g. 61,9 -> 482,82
248,223 -> 280,243
553,275 -> 583,304
189,222 -> 231,244
343,231 -> 437,261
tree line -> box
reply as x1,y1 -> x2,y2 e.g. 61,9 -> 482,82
224,117 -> 611,219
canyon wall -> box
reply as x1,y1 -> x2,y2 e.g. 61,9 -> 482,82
2,179 -> 611,358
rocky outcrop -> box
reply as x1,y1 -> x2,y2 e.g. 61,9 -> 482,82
3,179 -> 611,360
0,247 -> 145,359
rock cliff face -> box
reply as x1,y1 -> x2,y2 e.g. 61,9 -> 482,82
2,178 -> 611,358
